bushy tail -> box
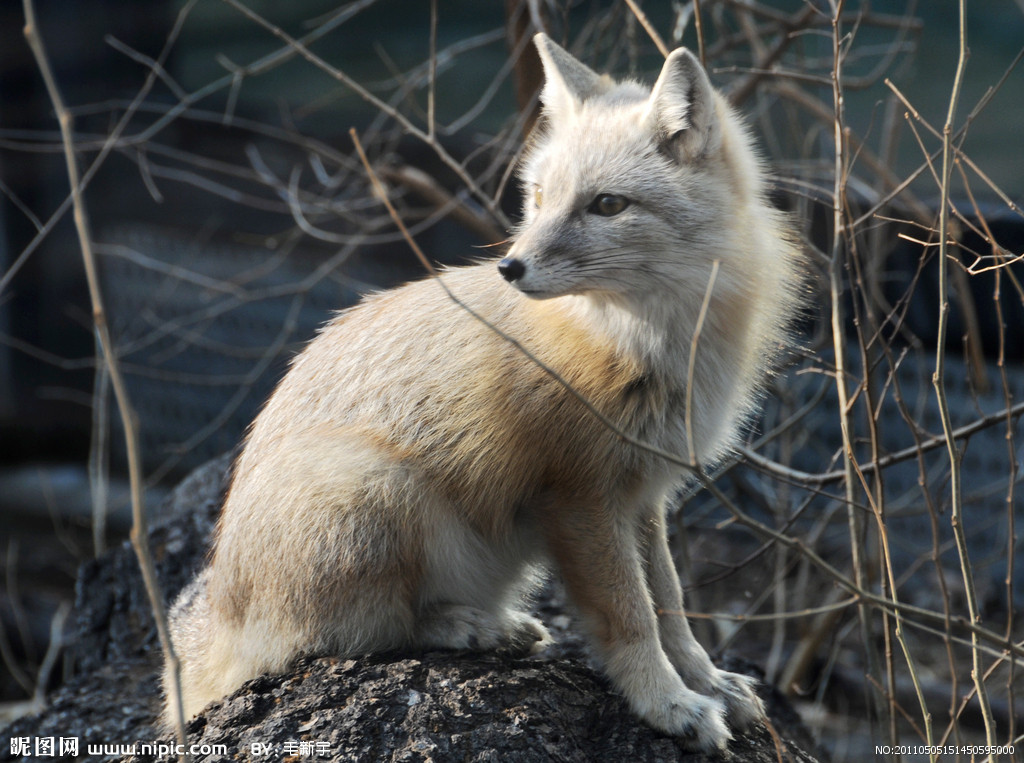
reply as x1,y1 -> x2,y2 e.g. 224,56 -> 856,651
161,568 -> 217,728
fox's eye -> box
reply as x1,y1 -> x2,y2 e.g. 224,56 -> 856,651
589,194 -> 630,216
533,186 -> 543,208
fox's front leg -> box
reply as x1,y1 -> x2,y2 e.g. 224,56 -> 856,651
640,506 -> 765,733
545,501 -> 731,752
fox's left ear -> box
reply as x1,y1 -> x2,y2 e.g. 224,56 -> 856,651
646,48 -> 721,161
534,33 -> 607,121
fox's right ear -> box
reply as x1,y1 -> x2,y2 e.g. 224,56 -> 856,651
534,33 -> 606,120
646,48 -> 721,161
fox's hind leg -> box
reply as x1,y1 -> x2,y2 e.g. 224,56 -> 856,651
641,506 -> 765,733
413,515 -> 552,655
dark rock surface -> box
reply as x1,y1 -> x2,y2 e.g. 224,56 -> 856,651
2,456 -> 823,762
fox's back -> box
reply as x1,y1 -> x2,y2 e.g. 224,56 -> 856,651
239,265 -> 659,517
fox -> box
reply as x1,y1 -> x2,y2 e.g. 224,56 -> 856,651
163,33 -> 803,751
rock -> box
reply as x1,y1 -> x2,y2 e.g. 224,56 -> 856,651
133,653 -> 820,763
1,457 -> 823,762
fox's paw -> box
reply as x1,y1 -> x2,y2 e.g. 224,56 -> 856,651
416,606 -> 551,654
416,604 -> 507,651
505,611 -> 553,655
709,669 -> 765,732
631,685 -> 730,752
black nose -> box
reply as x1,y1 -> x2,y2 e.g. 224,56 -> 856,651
498,257 -> 525,282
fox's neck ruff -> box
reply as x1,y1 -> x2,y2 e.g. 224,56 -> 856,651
562,290 -> 698,385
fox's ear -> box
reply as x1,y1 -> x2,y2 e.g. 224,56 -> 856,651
646,48 -> 721,161
534,33 -> 605,120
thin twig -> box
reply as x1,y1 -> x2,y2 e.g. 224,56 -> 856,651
88,342 -> 111,556
0,0 -> 200,297
220,0 -> 509,229
694,466 -> 1024,660
824,0 -> 889,738
687,260 -> 720,466
932,1 -> 997,753
623,0 -> 670,58
21,0 -> 189,756
693,0 -> 706,66
32,602 -> 70,707
741,400 -> 1024,485
427,0 -> 437,140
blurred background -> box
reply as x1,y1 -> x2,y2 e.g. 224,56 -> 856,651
1,1 -> 1022,759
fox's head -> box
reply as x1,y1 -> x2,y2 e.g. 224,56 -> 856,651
500,34 -> 750,305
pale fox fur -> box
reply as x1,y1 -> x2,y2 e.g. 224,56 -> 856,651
164,34 -> 802,751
